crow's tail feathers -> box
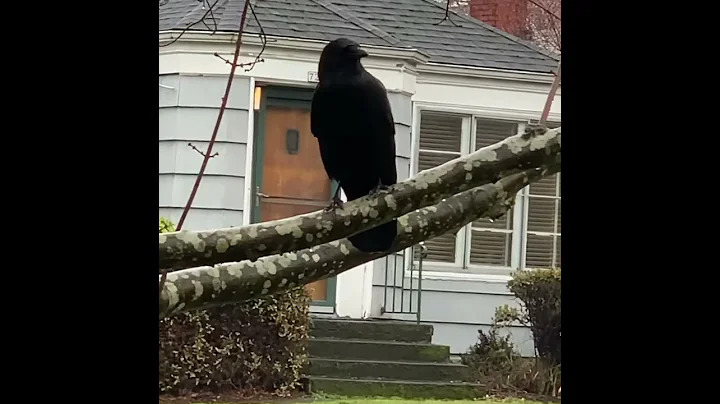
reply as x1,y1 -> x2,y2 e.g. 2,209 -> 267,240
348,219 -> 398,253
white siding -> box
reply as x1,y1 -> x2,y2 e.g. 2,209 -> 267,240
159,73 -> 251,230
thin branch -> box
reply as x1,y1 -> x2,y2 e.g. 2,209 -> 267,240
159,0 -> 221,48
188,143 -> 219,158
435,0 -> 461,26
241,0 -> 267,72
212,1 -> 267,72
201,0 -> 218,32
159,164 -> 560,318
527,0 -> 561,21
158,127 -> 561,271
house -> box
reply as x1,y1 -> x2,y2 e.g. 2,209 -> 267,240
159,0 -> 560,356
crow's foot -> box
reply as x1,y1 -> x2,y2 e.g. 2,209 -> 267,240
324,196 -> 344,212
368,183 -> 391,198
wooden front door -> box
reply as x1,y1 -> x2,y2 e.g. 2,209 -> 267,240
253,87 -> 336,307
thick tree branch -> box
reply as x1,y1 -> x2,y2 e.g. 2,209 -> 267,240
159,163 -> 560,318
159,127 -> 561,271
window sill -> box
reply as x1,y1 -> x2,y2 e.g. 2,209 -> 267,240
406,264 -> 513,283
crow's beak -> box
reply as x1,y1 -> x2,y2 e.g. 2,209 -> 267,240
356,48 -> 369,58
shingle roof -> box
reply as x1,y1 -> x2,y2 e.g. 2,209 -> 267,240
159,0 -> 559,74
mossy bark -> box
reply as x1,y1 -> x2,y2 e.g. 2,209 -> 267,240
159,127 -> 561,270
159,164 -> 560,318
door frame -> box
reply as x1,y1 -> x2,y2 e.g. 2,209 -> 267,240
251,85 -> 338,309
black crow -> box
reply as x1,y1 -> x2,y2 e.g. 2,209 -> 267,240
311,38 -> 398,253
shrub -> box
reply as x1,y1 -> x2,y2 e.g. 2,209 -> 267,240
501,268 -> 561,365
462,268 -> 561,398
159,217 -> 175,233
158,217 -> 311,396
462,327 -> 520,376
462,326 -> 561,398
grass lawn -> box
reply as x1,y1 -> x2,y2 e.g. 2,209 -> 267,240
164,393 -> 557,404
282,400 -> 548,404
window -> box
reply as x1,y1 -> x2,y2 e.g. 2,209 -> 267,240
416,112 -> 561,271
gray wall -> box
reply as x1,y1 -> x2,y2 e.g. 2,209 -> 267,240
159,74 -> 251,230
370,257 -> 535,356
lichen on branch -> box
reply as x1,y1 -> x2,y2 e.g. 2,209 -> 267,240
159,163 -> 560,318
159,127 -> 561,271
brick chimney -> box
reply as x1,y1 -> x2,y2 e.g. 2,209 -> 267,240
469,0 -> 529,39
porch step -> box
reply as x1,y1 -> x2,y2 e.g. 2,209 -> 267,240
308,377 -> 486,400
308,337 -> 450,363
306,358 -> 469,382
306,318 -> 480,399
310,318 -> 433,343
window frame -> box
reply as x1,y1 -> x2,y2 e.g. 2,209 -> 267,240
409,103 -> 560,275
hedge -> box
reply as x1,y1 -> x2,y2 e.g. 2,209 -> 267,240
463,268 -> 561,397
158,217 -> 311,395
506,268 -> 561,365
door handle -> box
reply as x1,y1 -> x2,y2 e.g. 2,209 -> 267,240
255,186 -> 269,208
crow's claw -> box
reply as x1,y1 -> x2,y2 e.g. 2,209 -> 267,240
368,183 -> 391,198
324,196 -> 344,212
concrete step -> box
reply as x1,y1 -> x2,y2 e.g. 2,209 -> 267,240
310,318 -> 433,343
306,358 -> 469,382
309,376 -> 486,399
308,337 -> 450,363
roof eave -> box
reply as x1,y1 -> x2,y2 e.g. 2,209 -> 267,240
159,30 -> 432,65
418,62 -> 559,85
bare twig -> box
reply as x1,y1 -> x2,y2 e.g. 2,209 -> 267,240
435,0 -> 461,26
214,52 -> 265,71
527,0 -> 561,21
159,0 -> 221,48
188,142 -> 219,158
212,2 -> 267,72
242,0 -> 267,72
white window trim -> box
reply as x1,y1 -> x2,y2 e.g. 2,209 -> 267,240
408,104 -> 560,278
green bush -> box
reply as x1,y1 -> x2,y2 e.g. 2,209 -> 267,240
158,217 -> 311,396
463,327 -> 520,376
501,268 -> 561,365
462,324 -> 561,398
159,217 -> 175,233
462,268 -> 561,398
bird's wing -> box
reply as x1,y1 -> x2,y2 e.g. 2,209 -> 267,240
360,74 -> 396,138
359,73 -> 398,185
310,85 -> 327,139
311,84 -> 342,180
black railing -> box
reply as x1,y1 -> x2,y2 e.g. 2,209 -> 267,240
380,242 -> 427,323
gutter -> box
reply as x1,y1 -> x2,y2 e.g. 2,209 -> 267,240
418,62 -> 559,85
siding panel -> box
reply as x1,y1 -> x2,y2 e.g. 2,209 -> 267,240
161,141 -> 247,177
159,74 -> 180,107
159,107 -> 249,143
177,75 -> 251,109
159,174 -> 245,211
387,91 -> 412,126
159,207 -> 244,231
395,124 -> 411,158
